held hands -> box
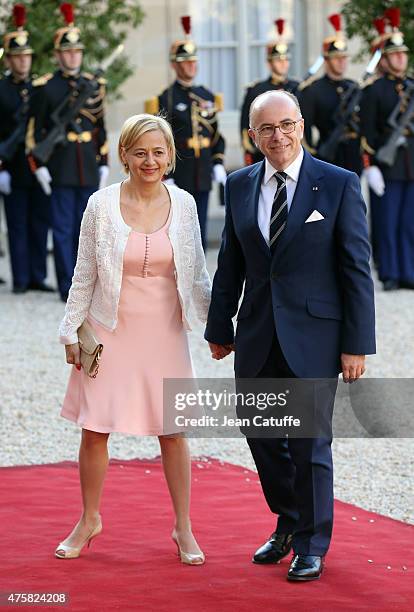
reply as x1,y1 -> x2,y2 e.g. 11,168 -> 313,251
341,353 -> 366,383
65,342 -> 82,371
212,164 -> 227,186
99,165 -> 109,190
362,166 -> 385,197
0,170 -> 11,195
208,342 -> 235,360
35,166 -> 52,195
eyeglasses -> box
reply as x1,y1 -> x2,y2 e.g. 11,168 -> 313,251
251,119 -> 302,138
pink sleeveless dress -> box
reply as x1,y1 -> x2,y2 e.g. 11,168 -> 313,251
61,207 -> 194,435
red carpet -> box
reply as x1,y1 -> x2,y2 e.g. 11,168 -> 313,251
0,458 -> 412,611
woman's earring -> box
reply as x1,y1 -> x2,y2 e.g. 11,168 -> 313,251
124,163 -> 129,172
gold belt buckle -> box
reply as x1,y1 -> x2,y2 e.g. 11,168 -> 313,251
67,131 -> 92,143
81,131 -> 92,143
186,136 -> 211,150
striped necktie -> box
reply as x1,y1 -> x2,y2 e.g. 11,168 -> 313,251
269,171 -> 288,253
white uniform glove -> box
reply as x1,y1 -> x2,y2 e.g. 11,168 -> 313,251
35,166 -> 52,195
213,163 -> 227,185
363,166 -> 385,197
0,170 -> 11,195
163,177 -> 175,185
99,165 -> 109,190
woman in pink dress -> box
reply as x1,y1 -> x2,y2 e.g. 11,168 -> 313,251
56,114 -> 212,565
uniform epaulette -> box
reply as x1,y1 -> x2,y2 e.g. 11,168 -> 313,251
214,92 -> 224,112
361,73 -> 380,89
32,73 -> 53,87
297,75 -> 318,92
81,71 -> 95,80
247,79 -> 259,89
97,76 -> 107,85
144,97 -> 159,115
360,136 -> 375,155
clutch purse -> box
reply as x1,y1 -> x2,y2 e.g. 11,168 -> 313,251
77,319 -> 104,379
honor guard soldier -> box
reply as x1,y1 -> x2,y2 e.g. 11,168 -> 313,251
27,2 -> 108,301
240,18 -> 299,166
361,17 -> 389,268
360,8 -> 414,291
0,4 -> 52,294
298,14 -> 362,174
145,16 -> 226,249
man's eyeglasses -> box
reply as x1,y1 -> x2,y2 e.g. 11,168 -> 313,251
251,119 -> 302,138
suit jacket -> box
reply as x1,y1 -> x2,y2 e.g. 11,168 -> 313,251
0,74 -> 34,188
298,75 -> 362,175
27,70 -> 107,188
157,81 -> 225,193
205,150 -> 376,378
360,73 -> 414,181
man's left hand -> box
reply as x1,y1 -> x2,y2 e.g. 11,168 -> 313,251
341,353 -> 366,383
208,341 -> 234,360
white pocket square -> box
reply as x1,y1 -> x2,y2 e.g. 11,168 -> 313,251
305,210 -> 325,223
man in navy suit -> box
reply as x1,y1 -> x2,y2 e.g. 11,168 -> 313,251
205,90 -> 376,581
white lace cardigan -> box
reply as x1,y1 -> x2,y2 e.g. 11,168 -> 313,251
59,182 -> 212,345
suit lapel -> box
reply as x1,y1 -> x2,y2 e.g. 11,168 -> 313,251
245,161 -> 270,258
271,151 -> 325,263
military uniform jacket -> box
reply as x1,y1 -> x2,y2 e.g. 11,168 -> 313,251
240,76 -> 299,164
299,75 -> 362,174
152,80 -> 225,193
0,74 -> 34,188
360,73 -> 414,181
27,69 -> 108,188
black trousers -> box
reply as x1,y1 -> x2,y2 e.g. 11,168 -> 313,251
4,185 -> 50,289
245,333 -> 336,556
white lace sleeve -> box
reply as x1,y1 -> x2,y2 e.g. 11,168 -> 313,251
58,195 -> 98,344
188,194 -> 212,322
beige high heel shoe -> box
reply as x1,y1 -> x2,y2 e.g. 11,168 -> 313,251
172,529 -> 205,565
55,518 -> 102,559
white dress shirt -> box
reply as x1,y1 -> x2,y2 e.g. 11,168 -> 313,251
258,147 -> 304,245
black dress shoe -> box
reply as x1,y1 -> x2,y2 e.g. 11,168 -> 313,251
13,286 -> 27,294
253,532 -> 293,564
28,282 -> 55,292
60,292 -> 68,303
0,277 -> 5,284
383,280 -> 399,291
287,554 -> 324,581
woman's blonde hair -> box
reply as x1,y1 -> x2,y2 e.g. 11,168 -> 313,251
118,113 -> 176,174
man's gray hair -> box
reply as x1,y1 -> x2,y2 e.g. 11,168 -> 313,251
249,90 -> 302,127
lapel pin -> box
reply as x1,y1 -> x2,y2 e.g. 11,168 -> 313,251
312,186 -> 319,191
